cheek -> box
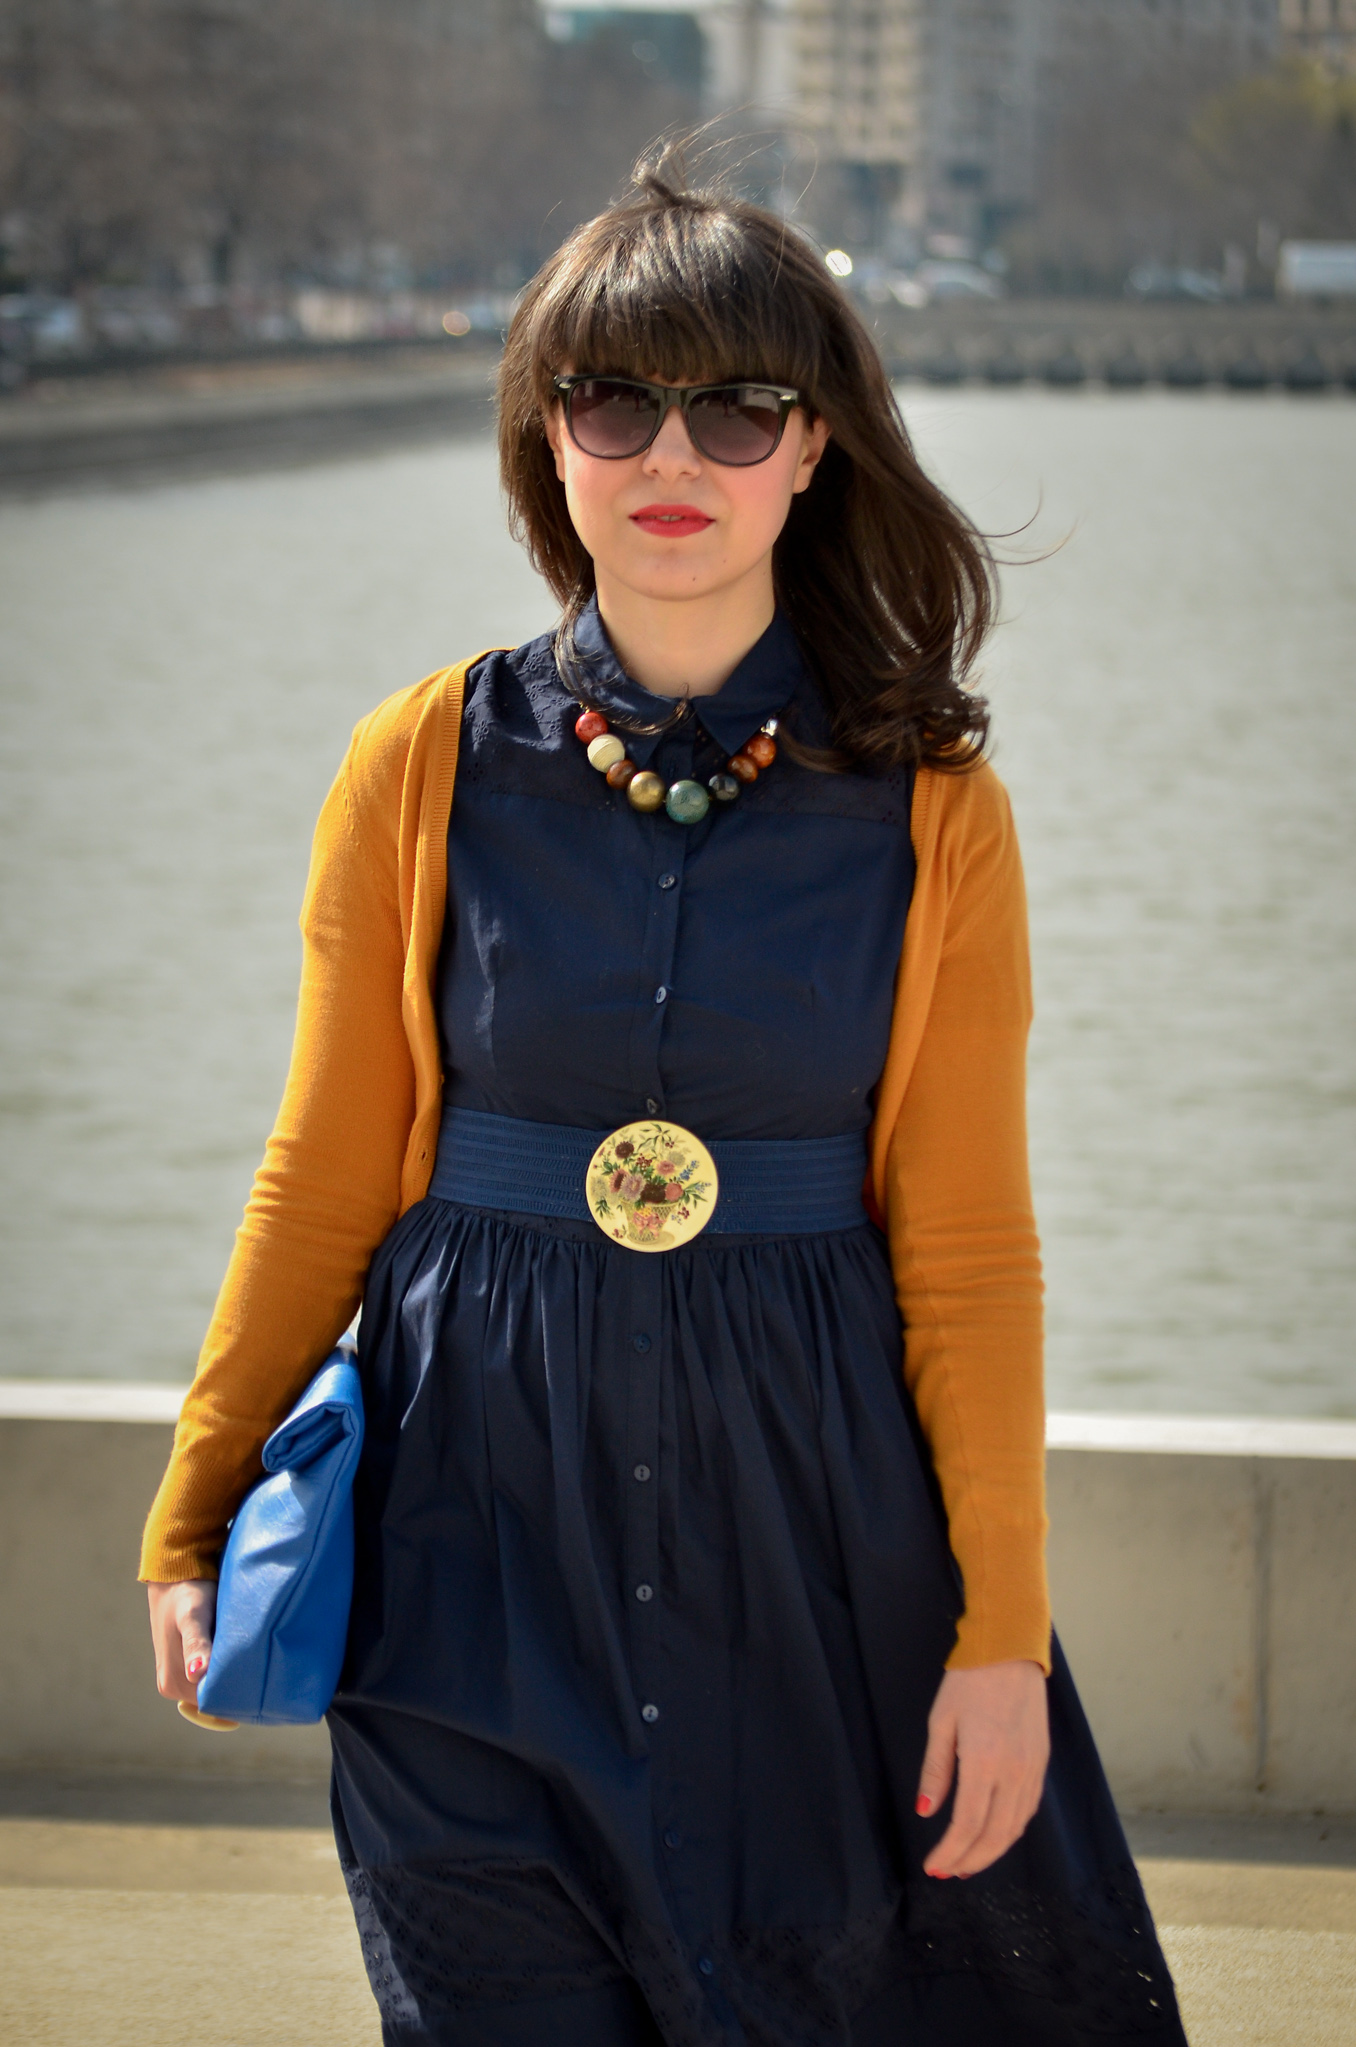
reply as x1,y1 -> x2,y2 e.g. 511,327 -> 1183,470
560,447 -> 625,539
721,462 -> 800,553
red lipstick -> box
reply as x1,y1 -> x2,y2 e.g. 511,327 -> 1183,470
630,503 -> 714,539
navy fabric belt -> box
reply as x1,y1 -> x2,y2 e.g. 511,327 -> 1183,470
428,1107 -> 869,1237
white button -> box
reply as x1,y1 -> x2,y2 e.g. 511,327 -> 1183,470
636,1583 -> 654,1602
655,986 -> 667,1004
641,1703 -> 660,1723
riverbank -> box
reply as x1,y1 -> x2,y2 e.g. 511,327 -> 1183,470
4,303 -> 1355,496
0,347 -> 497,494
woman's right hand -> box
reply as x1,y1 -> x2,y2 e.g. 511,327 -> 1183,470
147,1579 -> 218,1704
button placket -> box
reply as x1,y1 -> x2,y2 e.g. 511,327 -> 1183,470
615,729 -> 727,2000
623,729 -> 693,1116
623,1253 -> 664,1726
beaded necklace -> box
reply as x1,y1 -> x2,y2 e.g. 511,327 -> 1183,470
572,705 -> 779,825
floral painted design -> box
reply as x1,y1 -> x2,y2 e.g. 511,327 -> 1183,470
586,1121 -> 718,1251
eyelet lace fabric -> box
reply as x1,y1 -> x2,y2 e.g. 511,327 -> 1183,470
897,1860 -> 1180,2033
343,1856 -> 1182,2045
343,1857 -> 628,2028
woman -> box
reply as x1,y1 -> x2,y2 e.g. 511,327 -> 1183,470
144,164 -> 1186,2047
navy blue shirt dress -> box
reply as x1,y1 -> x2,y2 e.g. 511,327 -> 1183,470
327,606 -> 1186,2047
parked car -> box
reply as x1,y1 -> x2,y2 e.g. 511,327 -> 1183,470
0,293 -> 89,361
1125,264 -> 1225,302
914,260 -> 1004,301
1277,243 -> 1356,298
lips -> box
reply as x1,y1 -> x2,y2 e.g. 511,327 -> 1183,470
629,504 -> 715,538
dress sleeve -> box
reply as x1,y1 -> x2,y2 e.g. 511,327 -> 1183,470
139,713 -> 416,1583
882,769 -> 1050,1671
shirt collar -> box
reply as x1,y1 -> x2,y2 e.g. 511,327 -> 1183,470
567,598 -> 808,767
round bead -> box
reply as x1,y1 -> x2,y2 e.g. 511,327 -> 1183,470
745,731 -> 777,767
626,771 -> 666,813
728,752 -> 759,783
575,709 -> 608,743
606,757 -> 637,790
708,772 -> 740,803
665,778 -> 710,825
587,732 -> 626,773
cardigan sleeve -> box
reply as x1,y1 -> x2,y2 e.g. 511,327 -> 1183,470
883,769 -> 1050,1672
139,710 -> 418,1583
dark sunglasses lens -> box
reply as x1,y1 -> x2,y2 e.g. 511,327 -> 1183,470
566,380 -> 659,457
687,386 -> 786,464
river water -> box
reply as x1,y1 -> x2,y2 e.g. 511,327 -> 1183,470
2,390 -> 1353,1412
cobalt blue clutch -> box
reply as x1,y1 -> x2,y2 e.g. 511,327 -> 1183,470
195,1345 -> 364,1726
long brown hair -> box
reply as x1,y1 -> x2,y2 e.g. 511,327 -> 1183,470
497,154 -> 994,772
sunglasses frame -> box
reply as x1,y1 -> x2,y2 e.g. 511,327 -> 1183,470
553,374 -> 802,467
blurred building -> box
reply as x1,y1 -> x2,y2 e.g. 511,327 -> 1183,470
789,0 -> 1283,252
541,0 -> 798,116
542,5 -> 708,93
1278,0 -> 1356,71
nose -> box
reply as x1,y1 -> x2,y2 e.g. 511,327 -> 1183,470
643,401 -> 701,472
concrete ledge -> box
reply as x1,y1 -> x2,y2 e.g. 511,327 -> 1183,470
0,1383 -> 186,1422
2,1390 -> 1353,1808
1047,1411 -> 1356,1459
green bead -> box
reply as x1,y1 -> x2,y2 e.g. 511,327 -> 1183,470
707,772 -> 740,803
665,778 -> 710,824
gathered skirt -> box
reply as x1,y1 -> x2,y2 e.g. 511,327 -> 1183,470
327,1195 -> 1185,2047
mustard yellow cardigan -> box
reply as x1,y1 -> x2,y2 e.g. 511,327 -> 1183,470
141,657 -> 1050,1672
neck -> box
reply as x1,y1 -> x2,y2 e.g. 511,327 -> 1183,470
592,569 -> 775,699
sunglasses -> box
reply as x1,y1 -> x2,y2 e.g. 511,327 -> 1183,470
553,374 -> 802,467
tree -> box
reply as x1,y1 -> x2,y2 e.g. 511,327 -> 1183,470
0,0 -> 701,292
1191,57 -> 1356,247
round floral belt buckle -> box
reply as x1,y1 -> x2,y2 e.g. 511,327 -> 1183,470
586,1120 -> 719,1251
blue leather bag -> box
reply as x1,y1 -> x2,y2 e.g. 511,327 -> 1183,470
196,1345 -> 364,1726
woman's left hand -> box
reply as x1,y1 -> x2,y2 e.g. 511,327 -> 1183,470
915,1659 -> 1050,1879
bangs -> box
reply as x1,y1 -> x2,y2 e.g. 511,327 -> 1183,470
527,206 -> 827,401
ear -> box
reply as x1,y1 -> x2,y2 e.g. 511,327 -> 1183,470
791,414 -> 831,495
544,404 -> 567,483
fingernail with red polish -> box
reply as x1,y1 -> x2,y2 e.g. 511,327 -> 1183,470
915,1794 -> 933,1817
186,1657 -> 206,1678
